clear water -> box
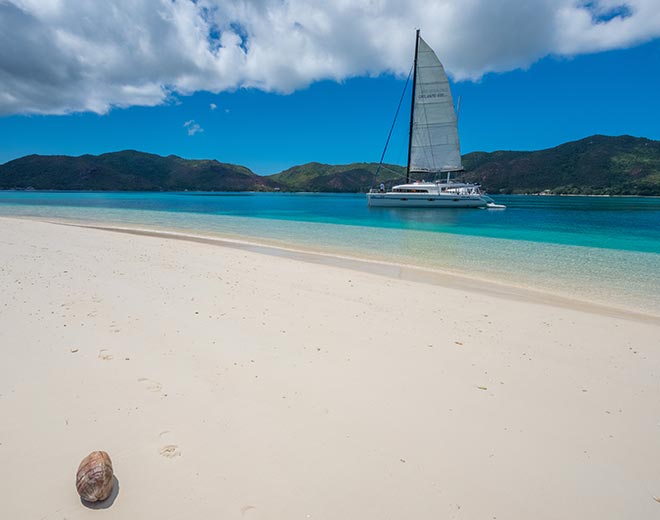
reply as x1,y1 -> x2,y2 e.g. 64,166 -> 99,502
1,191 -> 659,315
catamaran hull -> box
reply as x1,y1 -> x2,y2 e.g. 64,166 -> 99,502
367,193 -> 487,208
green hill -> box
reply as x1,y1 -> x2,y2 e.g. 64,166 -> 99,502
270,162 -> 405,192
1,135 -> 659,195
0,150 -> 276,191
462,135 -> 660,195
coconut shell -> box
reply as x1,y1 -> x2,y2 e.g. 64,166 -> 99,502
76,451 -> 114,502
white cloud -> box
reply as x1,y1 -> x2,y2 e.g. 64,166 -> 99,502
1,0 -> 659,115
210,102 -> 217,110
183,119 -> 203,136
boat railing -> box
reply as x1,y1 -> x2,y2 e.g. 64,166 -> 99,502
443,187 -> 482,195
368,186 -> 389,194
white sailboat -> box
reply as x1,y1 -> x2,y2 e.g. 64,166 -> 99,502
367,30 -> 504,209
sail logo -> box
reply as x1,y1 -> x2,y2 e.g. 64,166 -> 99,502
418,92 -> 446,100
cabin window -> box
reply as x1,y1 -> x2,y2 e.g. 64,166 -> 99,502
392,188 -> 429,193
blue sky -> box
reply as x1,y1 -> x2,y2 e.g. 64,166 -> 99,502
1,1 -> 659,174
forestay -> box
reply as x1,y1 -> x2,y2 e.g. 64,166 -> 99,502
409,36 -> 463,174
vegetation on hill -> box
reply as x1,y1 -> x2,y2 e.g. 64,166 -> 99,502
462,135 -> 660,195
0,151 -> 276,191
269,162 -> 405,192
1,135 -> 659,195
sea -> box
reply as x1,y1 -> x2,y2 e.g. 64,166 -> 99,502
1,191 -> 659,316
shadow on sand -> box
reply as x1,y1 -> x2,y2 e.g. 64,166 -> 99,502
80,476 -> 120,510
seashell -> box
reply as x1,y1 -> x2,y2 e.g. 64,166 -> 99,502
76,451 -> 114,502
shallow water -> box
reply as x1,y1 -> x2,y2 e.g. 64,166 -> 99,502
1,192 -> 659,314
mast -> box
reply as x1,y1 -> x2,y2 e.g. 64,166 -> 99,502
406,29 -> 420,184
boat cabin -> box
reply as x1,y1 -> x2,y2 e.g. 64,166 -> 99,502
386,181 -> 483,196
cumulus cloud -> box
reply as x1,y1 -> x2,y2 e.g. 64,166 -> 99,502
183,119 -> 203,136
1,0 -> 659,115
210,103 -> 217,110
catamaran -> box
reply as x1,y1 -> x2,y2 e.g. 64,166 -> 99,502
367,30 -> 504,209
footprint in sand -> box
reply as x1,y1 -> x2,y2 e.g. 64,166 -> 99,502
98,349 -> 113,360
138,378 -> 163,393
159,444 -> 181,458
159,431 -> 181,458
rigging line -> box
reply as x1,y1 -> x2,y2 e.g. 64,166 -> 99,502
410,62 -> 435,181
411,79 -> 432,182
420,72 -> 437,179
370,164 -> 408,189
379,164 -> 403,175
371,63 -> 414,188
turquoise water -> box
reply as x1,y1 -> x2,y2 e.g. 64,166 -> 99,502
1,191 -> 659,314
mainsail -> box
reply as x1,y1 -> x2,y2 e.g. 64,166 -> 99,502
409,35 -> 462,174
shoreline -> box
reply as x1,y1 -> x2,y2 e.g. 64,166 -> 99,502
2,188 -> 660,198
7,215 -> 659,324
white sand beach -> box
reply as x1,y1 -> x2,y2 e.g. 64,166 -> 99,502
0,216 -> 659,519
